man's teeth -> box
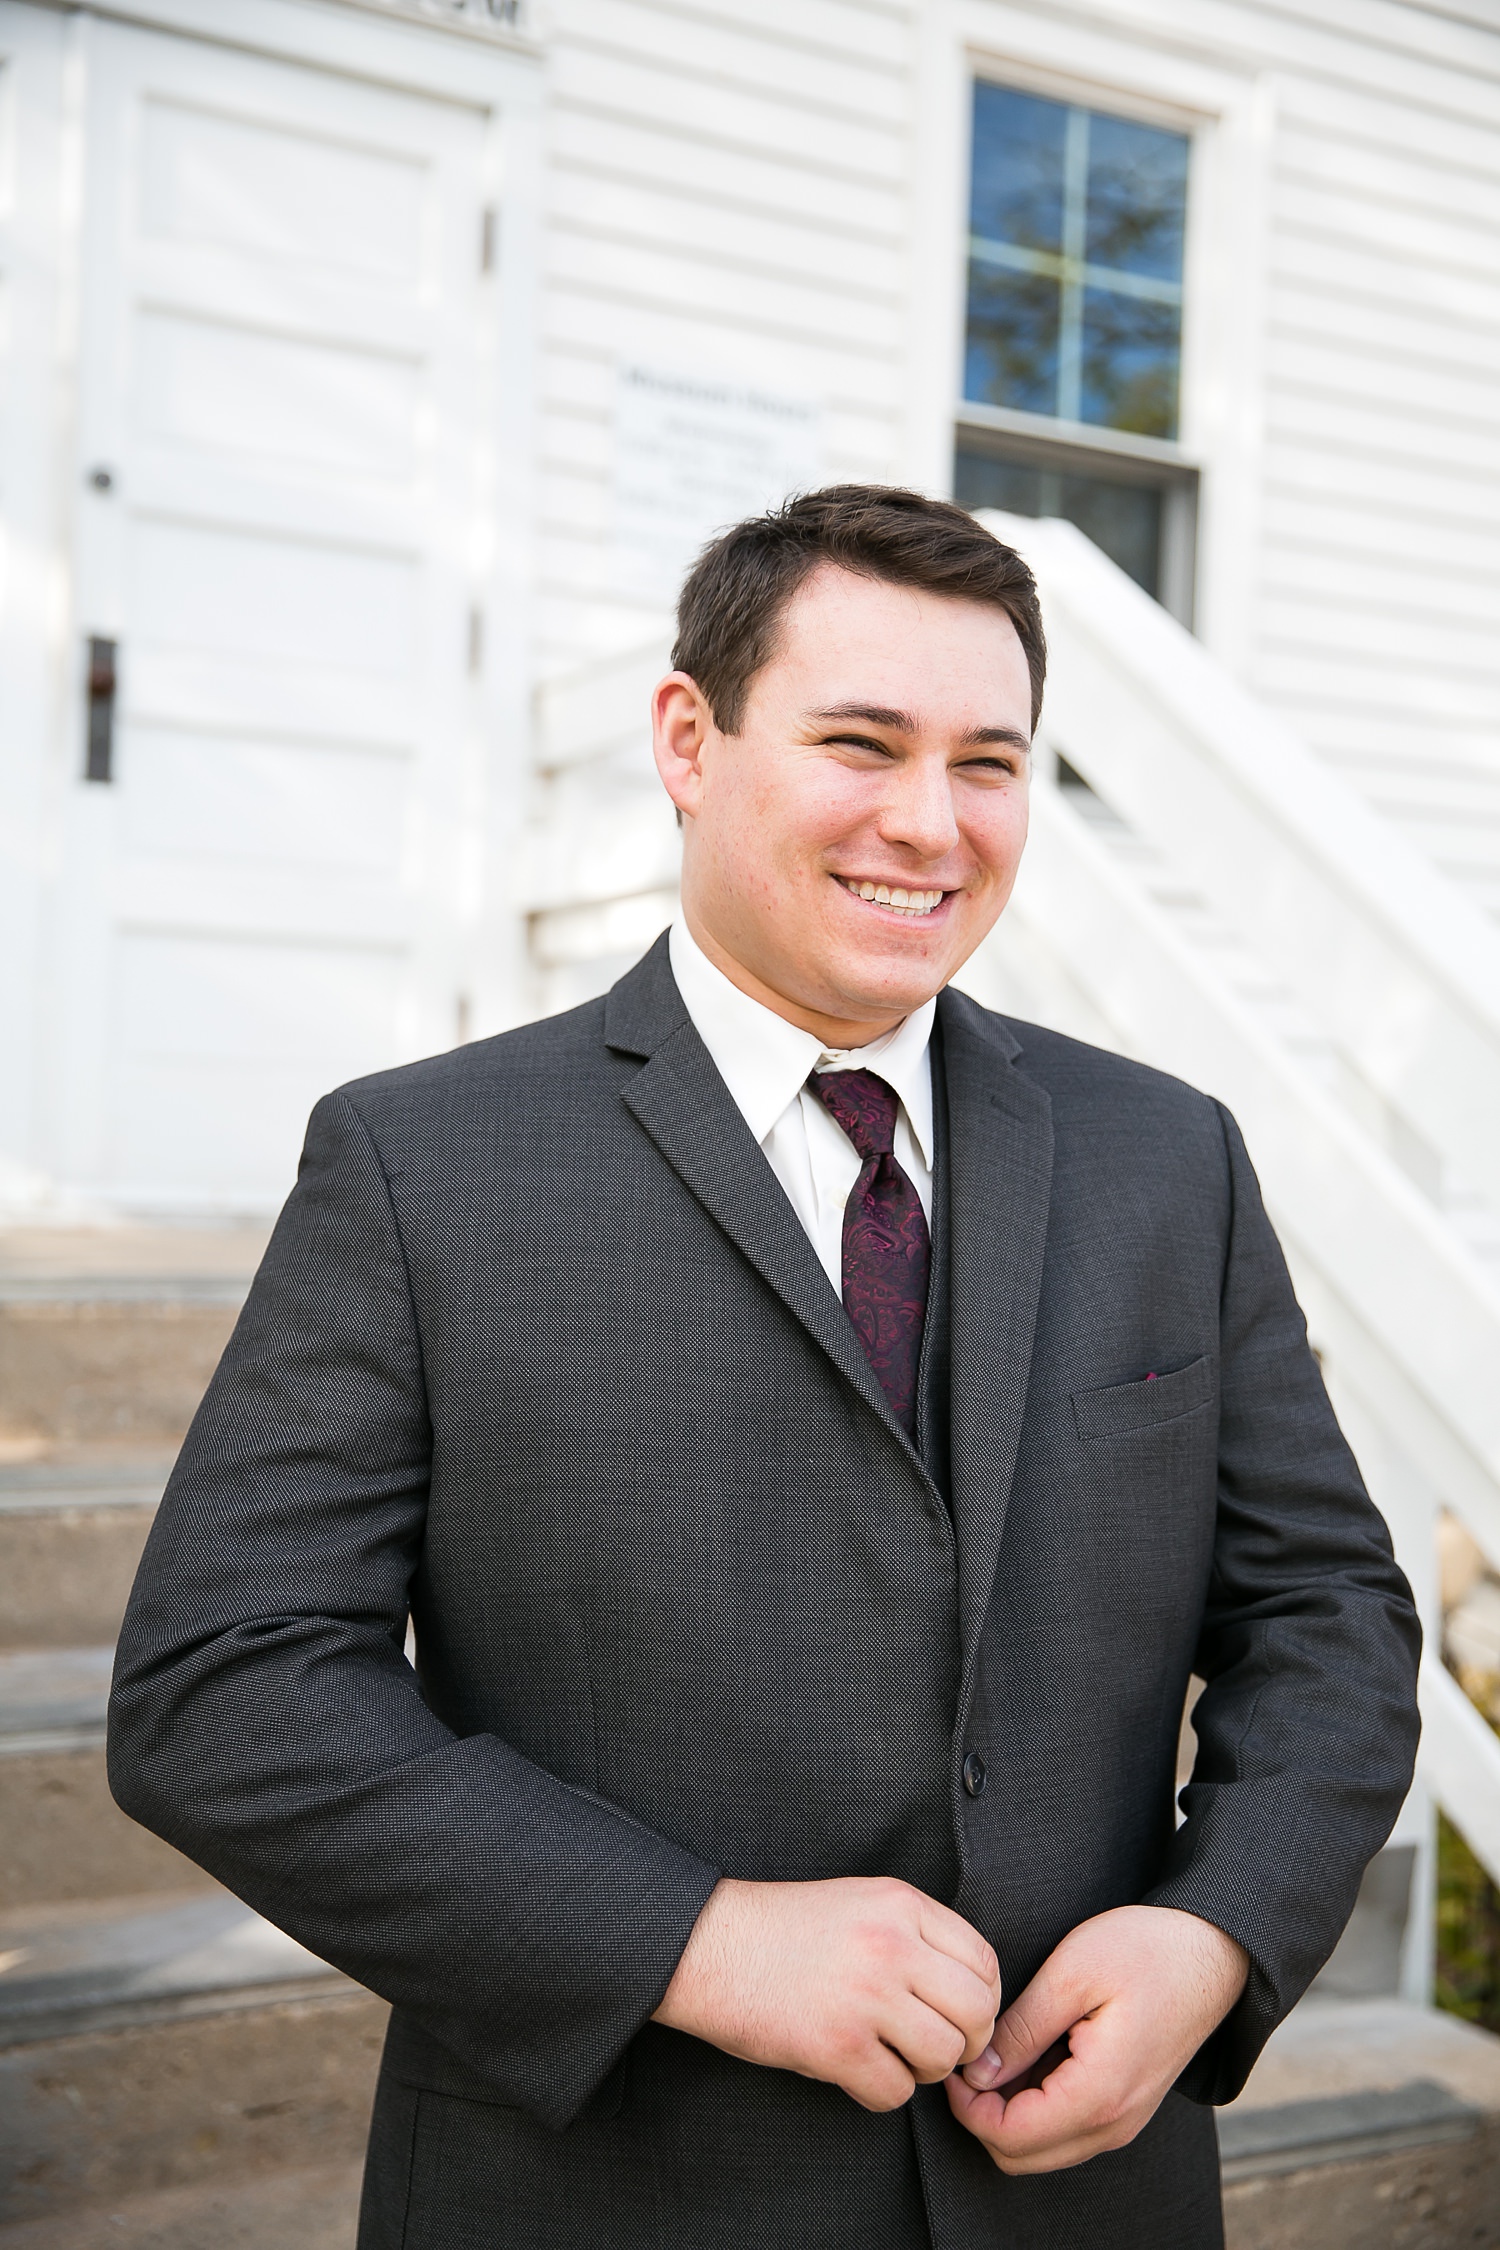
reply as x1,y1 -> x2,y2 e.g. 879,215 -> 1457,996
842,879 -> 945,917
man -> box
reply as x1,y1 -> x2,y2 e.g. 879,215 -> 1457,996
110,486 -> 1420,2249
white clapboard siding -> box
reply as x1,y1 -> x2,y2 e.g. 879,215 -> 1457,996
550,44 -> 903,177
1228,0 -> 1500,933
677,0 -> 908,62
557,0 -> 909,123
534,0 -> 915,684
546,232 -> 903,353
547,173 -> 903,299
545,105 -> 909,236
1262,492 -> 1500,583
1266,334 -> 1500,435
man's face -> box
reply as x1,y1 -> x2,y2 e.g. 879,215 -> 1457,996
653,562 -> 1034,1041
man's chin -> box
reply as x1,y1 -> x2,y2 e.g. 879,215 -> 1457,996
816,952 -> 955,1027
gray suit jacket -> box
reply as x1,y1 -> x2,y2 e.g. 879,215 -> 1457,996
109,935 -> 1420,2250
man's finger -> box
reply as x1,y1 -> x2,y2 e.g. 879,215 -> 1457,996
917,1898 -> 1001,1992
947,2075 -> 1124,2176
843,2043 -> 918,2114
962,1958 -> 1087,2089
908,1951 -> 1001,2063
950,2099 -> 1134,2176
880,1995 -> 970,2084
948,2051 -> 1110,2162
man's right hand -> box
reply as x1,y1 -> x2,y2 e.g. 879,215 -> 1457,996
652,1876 -> 1001,2111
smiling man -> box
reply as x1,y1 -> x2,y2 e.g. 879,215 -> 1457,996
110,487 -> 1420,2250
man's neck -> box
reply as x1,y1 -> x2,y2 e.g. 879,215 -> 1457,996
684,911 -> 906,1051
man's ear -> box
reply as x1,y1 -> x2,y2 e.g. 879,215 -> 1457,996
652,672 -> 715,823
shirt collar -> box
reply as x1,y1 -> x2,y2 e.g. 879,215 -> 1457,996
668,916 -> 936,1164
814,1003 -> 936,1174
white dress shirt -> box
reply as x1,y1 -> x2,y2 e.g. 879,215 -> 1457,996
668,917 -> 935,1297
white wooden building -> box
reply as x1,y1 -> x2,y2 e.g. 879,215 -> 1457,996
2,0 -> 1500,1974
0,0 -> 1494,1214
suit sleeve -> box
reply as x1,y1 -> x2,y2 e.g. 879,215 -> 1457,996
107,1090 -> 720,2130
1141,1102 -> 1421,2105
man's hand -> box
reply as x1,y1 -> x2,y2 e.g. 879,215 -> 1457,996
946,1905 -> 1248,2174
653,1876 -> 1001,2111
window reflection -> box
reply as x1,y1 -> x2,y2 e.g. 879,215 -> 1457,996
1081,289 -> 1180,438
965,266 -> 1059,420
1084,113 -> 1188,282
965,83 -> 1188,440
970,85 -> 1065,255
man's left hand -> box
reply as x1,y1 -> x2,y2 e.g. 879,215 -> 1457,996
946,1905 -> 1249,2175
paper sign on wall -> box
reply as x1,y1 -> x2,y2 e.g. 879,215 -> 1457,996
613,365 -> 824,606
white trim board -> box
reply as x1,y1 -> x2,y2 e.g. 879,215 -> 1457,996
21,0 -> 542,95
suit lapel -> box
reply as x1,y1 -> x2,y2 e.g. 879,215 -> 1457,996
606,939 -> 923,1460
938,988 -> 1054,1702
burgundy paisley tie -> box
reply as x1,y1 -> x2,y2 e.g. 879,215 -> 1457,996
808,1069 -> 930,1436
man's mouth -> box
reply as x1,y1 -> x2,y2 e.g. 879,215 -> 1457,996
838,877 -> 947,920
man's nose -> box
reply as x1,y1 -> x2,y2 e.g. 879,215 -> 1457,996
881,761 -> 960,860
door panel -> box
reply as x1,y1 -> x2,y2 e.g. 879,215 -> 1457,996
58,17 -> 488,1208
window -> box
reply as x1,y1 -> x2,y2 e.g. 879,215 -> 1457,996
957,81 -> 1196,618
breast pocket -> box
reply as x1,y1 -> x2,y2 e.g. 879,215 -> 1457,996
1072,1354 -> 1215,1439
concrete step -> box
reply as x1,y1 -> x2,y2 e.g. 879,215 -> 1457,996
0,1891 -> 385,2227
1220,1994 -> 1500,2248
0,1462 -> 166,1651
0,2160 -> 363,2250
0,1227 -> 264,1462
0,1648 -> 214,1910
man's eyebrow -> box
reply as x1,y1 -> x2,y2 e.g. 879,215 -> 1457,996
958,724 -> 1032,754
808,703 -> 917,730
809,703 -> 1031,754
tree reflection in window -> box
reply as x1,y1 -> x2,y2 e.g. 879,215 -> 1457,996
965,85 -> 1188,440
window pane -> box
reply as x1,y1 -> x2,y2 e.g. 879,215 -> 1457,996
1085,114 -> 1188,283
1080,287 -> 1180,439
969,84 -> 1066,254
965,264 -> 1060,417
954,444 -> 1165,599
1057,473 -> 1162,592
952,451 -> 1048,518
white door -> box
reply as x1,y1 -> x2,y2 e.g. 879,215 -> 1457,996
54,15 -> 491,1210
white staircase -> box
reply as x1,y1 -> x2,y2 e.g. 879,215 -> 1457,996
527,517 -> 1500,1982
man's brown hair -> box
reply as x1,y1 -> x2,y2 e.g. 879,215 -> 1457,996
671,484 -> 1046,735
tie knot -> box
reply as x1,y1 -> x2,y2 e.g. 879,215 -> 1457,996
809,1068 -> 898,1162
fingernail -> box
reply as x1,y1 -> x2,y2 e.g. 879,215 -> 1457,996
963,2046 -> 1002,2090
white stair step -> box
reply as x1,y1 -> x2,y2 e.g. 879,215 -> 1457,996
1220,1995 -> 1500,2247
0,1648 -> 218,1911
0,1648 -> 112,1755
0,1467 -> 163,1655
0,1894 -> 383,2228
0,1891 -> 347,2049
0,2160 -> 364,2250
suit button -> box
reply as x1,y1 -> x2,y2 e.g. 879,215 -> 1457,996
963,1751 -> 988,1798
